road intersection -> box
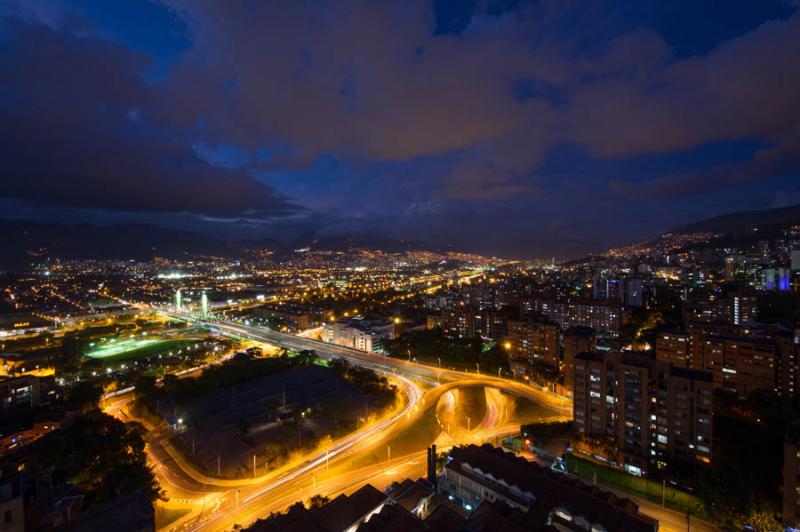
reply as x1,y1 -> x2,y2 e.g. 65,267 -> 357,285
106,319 -> 572,531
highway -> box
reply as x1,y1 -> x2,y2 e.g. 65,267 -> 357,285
105,317 -> 704,531
206,320 -> 572,416
157,319 -> 567,530
100,318 -> 550,528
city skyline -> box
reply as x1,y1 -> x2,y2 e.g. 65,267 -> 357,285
2,0 -> 800,258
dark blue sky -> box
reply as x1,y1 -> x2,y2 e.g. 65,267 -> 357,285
1,0 -> 799,258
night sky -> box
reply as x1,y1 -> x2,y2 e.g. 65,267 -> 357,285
1,0 -> 799,258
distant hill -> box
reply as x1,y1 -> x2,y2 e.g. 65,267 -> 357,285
237,234 -> 436,254
671,203 -> 800,236
297,234 -> 445,254
0,220 -> 446,271
0,220 -> 238,271
238,236 -> 289,253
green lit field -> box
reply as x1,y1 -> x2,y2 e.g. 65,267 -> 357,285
84,337 -> 201,361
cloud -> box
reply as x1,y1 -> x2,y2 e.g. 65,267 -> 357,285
573,12 -> 800,195
153,1 -> 567,172
0,18 -> 294,216
1,0 -> 799,258
152,0 -> 800,207
572,13 -> 800,158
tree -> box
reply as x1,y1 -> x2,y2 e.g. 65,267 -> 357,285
68,381 -> 103,410
692,392 -> 793,526
736,506 -> 782,532
520,421 -> 573,446
61,332 -> 83,362
33,410 -> 162,504
757,292 -> 800,326
134,374 -> 158,403
237,419 -> 251,439
307,494 -> 330,509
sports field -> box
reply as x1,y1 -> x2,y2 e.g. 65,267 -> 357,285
84,337 -> 200,361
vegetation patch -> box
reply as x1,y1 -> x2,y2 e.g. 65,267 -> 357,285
566,454 -> 705,518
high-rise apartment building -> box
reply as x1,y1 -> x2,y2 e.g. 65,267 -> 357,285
573,351 -> 713,470
442,307 -> 477,340
593,278 -> 621,301
562,326 -> 596,389
506,320 -> 560,373
730,292 -> 759,325
700,336 -> 774,398
442,307 -> 511,341
473,310 -> 510,341
666,323 -> 799,399
686,321 -> 740,369
624,278 -> 644,307
656,330 -> 692,368
531,300 -> 623,336
784,420 -> 800,529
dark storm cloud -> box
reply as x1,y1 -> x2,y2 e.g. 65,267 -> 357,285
0,18 -> 294,216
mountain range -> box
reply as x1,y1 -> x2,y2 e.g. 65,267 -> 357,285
2,203 -> 799,271
0,219 -> 441,271
670,203 -> 800,236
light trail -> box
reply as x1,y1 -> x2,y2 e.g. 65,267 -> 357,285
184,373 -> 420,531
137,314 -> 572,530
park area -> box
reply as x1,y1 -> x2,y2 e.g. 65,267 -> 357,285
146,357 -> 398,478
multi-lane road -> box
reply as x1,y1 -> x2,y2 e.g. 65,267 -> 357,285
208,320 -> 572,414
100,318 -> 564,530
149,320 -> 570,529
104,318 -> 711,531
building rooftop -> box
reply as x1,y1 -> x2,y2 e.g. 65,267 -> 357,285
356,503 -> 426,532
446,445 -> 657,532
246,484 -> 385,532
334,317 -> 393,332
564,325 -> 596,336
62,491 -> 154,532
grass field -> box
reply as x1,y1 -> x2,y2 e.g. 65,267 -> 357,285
566,454 -> 706,517
513,394 -> 559,421
84,336 -> 200,361
156,506 -> 190,529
